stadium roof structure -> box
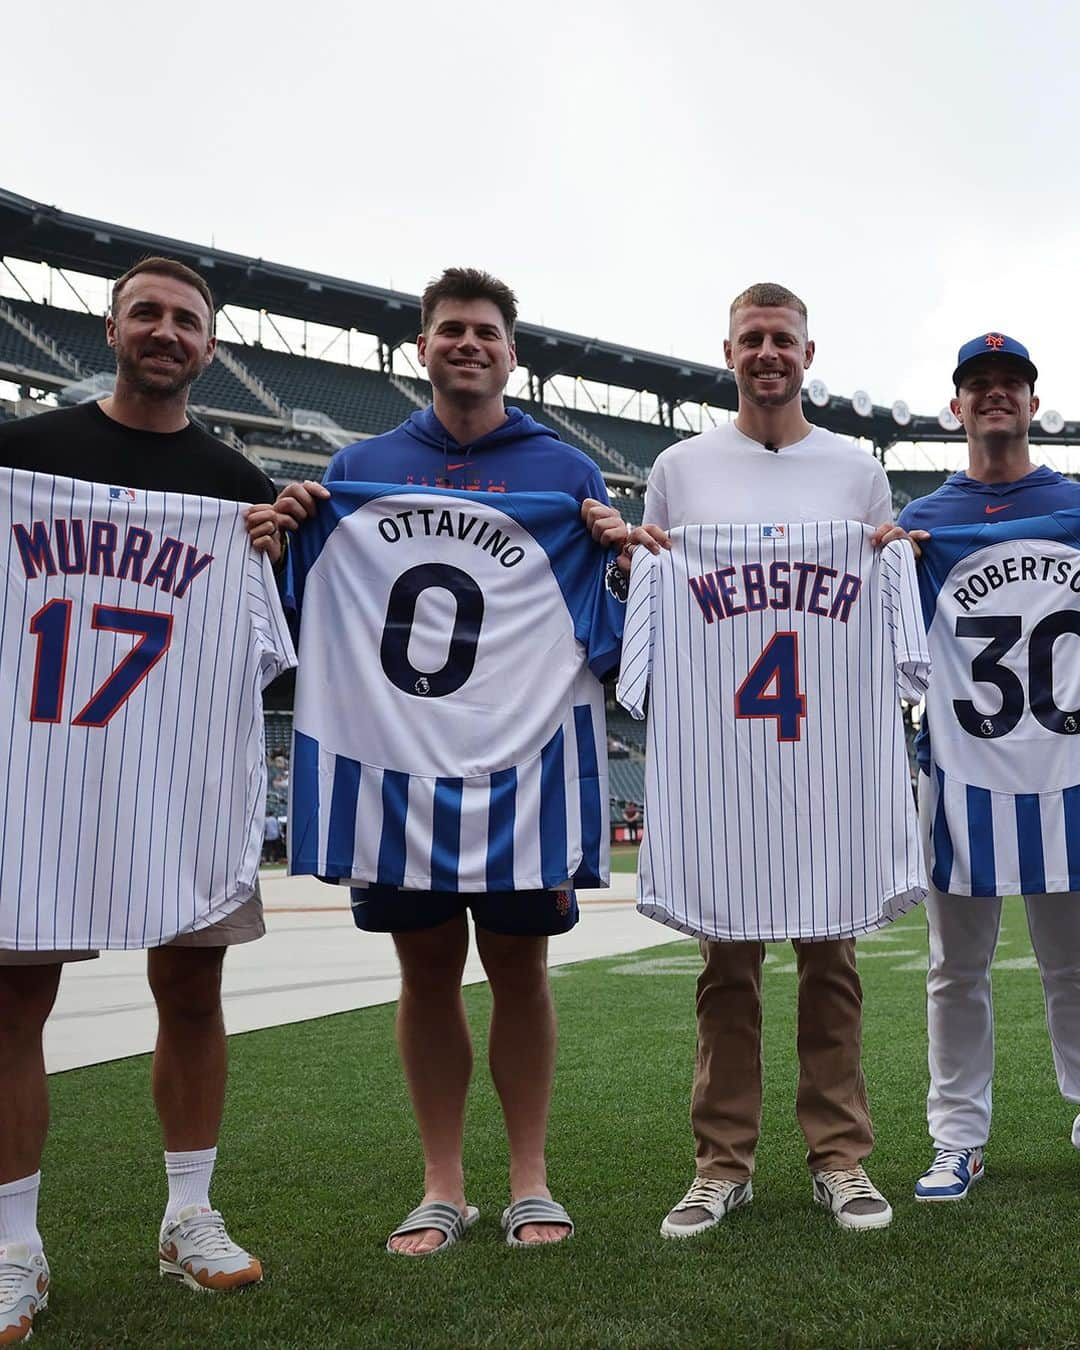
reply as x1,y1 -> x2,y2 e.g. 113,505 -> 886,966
3,186 -> 1080,452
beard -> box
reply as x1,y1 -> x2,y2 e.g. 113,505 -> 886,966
114,345 -> 199,399
736,369 -> 803,408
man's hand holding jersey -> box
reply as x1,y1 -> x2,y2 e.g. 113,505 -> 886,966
245,480 -> 331,565
580,498 -> 672,573
871,522 -> 930,558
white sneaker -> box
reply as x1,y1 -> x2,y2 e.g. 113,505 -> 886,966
812,1166 -> 892,1230
1072,1113 -> 1080,1149
660,1177 -> 753,1238
914,1147 -> 984,1201
0,1243 -> 49,1344
159,1206 -> 262,1293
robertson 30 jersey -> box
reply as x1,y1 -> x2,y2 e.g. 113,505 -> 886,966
917,509 -> 1080,896
0,467 -> 296,950
617,521 -> 929,941
286,485 -> 622,891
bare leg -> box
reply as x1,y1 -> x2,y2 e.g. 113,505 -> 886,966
389,916 -> 472,1255
476,930 -> 569,1245
0,965 -> 62,1183
147,946 -> 227,1149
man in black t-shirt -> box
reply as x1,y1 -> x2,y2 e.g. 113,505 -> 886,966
0,258 -> 280,1342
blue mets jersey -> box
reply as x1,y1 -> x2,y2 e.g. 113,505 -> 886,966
285,484 -> 623,891
618,522 -> 929,941
916,508 -> 1080,896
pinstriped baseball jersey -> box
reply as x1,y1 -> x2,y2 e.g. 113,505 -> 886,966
0,467 -> 296,951
917,509 -> 1080,896
617,522 -> 929,941
285,484 -> 621,891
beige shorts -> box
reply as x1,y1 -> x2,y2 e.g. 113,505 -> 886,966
0,888 -> 265,965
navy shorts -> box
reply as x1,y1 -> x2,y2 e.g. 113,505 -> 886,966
350,884 -> 579,936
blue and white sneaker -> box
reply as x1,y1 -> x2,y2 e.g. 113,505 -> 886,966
914,1147 -> 984,1201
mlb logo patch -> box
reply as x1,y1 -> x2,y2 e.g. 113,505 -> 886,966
761,524 -> 785,538
109,486 -> 137,502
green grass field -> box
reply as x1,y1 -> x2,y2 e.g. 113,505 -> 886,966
40,895 -> 1080,1348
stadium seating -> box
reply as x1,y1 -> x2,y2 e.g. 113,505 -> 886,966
264,711 -> 293,756
258,455 -> 331,484
608,756 -> 645,807
612,493 -> 645,525
562,407 -> 685,472
3,299 -> 269,417
888,469 -> 950,504
236,345 -> 417,435
606,704 -> 647,755
0,313 -> 69,379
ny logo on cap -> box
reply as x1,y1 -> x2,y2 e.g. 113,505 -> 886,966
985,333 -> 1006,350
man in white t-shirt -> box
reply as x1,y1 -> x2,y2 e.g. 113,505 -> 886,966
637,282 -> 906,1236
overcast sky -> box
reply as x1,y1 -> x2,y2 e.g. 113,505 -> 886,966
5,0 -> 1080,422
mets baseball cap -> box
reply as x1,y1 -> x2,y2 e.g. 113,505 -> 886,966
953,332 -> 1038,389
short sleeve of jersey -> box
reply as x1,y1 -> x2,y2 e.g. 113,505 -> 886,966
879,539 -> 931,702
615,548 -> 657,718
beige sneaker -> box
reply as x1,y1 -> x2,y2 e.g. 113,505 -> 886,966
812,1166 -> 892,1230
660,1177 -> 752,1239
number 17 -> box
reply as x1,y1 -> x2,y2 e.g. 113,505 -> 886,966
29,600 -> 174,728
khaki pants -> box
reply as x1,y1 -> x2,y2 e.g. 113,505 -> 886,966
692,937 -> 873,1180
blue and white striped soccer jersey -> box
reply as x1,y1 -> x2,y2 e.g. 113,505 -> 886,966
617,522 -> 929,941
917,509 -> 1080,896
286,484 -> 622,892
0,467 -> 296,950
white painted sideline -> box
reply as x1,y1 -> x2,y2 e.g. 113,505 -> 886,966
44,870 -> 684,1074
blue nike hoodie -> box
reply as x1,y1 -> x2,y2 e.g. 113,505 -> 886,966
324,405 -> 609,503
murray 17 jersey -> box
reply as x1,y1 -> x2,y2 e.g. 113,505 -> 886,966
917,509 -> 1080,896
617,521 -> 929,941
286,484 -> 622,892
0,467 -> 296,950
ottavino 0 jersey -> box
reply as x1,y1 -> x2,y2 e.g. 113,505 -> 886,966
285,484 -> 623,891
0,467 -> 296,950
617,521 -> 929,941
917,509 -> 1080,896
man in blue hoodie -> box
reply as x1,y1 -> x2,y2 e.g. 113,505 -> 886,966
257,268 -> 631,1255
899,334 -> 1080,1204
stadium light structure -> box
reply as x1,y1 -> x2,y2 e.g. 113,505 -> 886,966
1041,409 -> 1065,434
852,390 -> 873,418
938,407 -> 961,431
807,379 -> 829,408
891,400 -> 912,427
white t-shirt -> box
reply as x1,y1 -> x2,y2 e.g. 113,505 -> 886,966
645,423 -> 893,531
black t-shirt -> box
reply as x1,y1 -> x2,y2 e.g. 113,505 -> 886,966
0,401 -> 275,504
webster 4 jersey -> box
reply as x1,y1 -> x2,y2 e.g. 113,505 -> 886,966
286,485 -> 622,891
617,522 -> 929,941
0,467 -> 296,950
917,509 -> 1080,896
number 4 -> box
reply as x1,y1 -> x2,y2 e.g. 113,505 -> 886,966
28,600 -> 174,728
735,631 -> 807,742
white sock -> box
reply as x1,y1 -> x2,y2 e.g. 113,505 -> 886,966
0,1172 -> 42,1254
163,1147 -> 217,1223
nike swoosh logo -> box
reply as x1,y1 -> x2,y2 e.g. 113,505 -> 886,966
985,504 -> 1012,514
